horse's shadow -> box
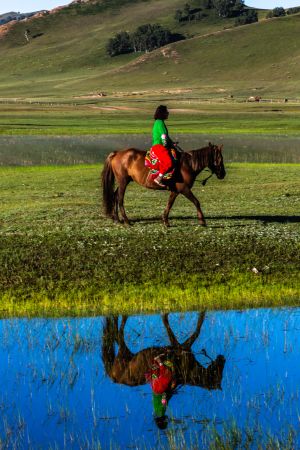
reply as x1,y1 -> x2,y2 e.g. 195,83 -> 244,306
130,214 -> 300,225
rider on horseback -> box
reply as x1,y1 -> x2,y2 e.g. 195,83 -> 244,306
151,105 -> 178,187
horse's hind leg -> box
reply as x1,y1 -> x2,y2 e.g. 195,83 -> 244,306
182,188 -> 206,226
112,187 -> 120,223
118,179 -> 131,225
116,316 -> 134,361
163,192 -> 178,227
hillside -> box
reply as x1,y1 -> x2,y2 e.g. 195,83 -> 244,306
0,11 -> 46,25
0,0 -> 299,99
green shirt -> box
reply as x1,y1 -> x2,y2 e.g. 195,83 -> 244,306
152,119 -> 169,147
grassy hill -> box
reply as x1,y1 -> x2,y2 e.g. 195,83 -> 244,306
0,0 -> 299,99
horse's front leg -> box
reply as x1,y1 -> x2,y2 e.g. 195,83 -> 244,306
163,192 -> 178,227
162,313 -> 180,346
182,187 -> 206,226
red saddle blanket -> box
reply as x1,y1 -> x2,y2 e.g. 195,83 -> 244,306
145,147 -> 177,180
145,359 -> 176,394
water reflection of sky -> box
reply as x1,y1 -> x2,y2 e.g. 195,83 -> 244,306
0,307 -> 299,449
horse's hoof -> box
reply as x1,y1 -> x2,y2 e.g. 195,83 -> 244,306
199,221 -> 207,227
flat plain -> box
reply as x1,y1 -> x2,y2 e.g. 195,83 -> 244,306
0,124 -> 299,316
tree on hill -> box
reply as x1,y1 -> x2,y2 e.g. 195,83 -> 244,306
235,8 -> 258,26
286,6 -> 300,15
213,0 -> 245,18
106,24 -> 184,57
174,3 -> 206,23
131,24 -> 173,52
202,0 -> 214,8
106,31 -> 133,57
266,7 -> 286,18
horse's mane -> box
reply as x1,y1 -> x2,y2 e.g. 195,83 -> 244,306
183,145 -> 214,172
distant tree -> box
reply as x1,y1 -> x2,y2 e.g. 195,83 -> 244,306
174,3 -> 205,22
266,7 -> 286,18
175,9 -> 183,22
286,6 -> 300,14
106,31 -> 133,57
194,11 -> 206,20
106,23 -> 184,57
272,6 -> 286,16
213,0 -> 245,18
131,24 -> 173,52
183,3 -> 191,15
234,9 -> 258,25
202,0 -> 214,9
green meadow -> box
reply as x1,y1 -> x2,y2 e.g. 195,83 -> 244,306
1,100 -> 300,136
0,0 -> 299,317
0,0 -> 299,98
0,152 -> 299,317
0,4 -> 299,449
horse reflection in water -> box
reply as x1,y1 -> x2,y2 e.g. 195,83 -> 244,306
102,312 -> 225,428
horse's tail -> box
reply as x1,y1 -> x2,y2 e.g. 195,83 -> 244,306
101,152 -> 117,217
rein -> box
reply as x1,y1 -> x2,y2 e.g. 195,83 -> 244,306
201,172 -> 213,186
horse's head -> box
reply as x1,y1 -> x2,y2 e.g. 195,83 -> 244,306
186,354 -> 226,389
208,143 -> 226,180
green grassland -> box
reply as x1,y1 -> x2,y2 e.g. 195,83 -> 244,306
0,0 -> 299,99
1,101 -> 300,136
0,0 -> 237,98
0,1 -> 299,317
0,161 -> 299,317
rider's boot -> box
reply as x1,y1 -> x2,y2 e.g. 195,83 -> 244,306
154,173 -> 165,187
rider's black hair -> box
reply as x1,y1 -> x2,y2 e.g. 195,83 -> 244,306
154,105 -> 168,120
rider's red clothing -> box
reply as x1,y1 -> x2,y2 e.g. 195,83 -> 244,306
151,144 -> 173,175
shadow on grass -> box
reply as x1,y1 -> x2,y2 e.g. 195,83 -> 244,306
131,215 -> 300,225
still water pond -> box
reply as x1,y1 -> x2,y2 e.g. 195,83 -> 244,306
0,134 -> 299,165
0,308 -> 299,449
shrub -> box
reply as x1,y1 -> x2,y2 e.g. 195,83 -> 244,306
106,31 -> 133,57
106,24 -> 184,57
174,3 -> 205,22
266,7 -> 286,18
235,9 -> 258,26
286,6 -> 300,15
213,0 -> 245,18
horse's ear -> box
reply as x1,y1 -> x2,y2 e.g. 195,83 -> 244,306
219,144 -> 224,152
208,142 -> 212,147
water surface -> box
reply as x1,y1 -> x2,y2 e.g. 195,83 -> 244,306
0,134 -> 299,165
0,307 -> 299,449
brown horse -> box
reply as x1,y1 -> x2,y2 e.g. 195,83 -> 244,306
101,143 -> 225,226
102,312 -> 225,390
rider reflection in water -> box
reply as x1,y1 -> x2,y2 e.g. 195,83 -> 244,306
145,353 -> 177,429
102,313 -> 226,431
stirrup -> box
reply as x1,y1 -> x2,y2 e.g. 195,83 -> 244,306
154,174 -> 165,187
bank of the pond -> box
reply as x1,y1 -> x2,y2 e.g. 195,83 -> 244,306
1,271 -> 299,318
1,223 -> 299,316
